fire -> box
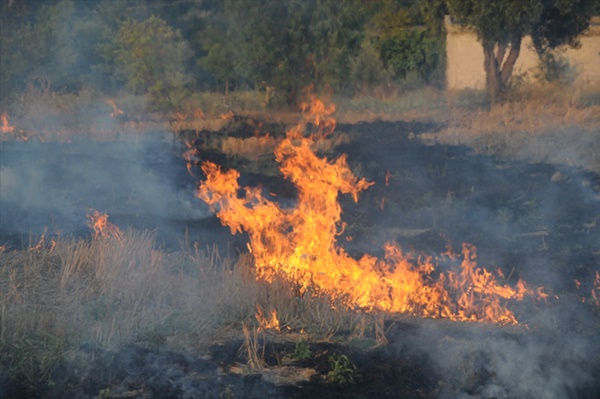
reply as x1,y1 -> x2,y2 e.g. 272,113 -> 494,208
220,111 -> 235,120
299,85 -> 336,137
0,112 -> 27,141
106,99 -> 124,118
1,112 -> 15,134
87,209 -> 123,241
255,305 -> 280,331
197,94 -> 541,325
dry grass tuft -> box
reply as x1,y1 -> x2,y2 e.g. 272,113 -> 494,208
420,83 -> 600,173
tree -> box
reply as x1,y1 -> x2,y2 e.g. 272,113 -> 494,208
446,0 -> 599,102
365,0 -> 446,85
103,15 -> 193,110
200,0 -> 365,105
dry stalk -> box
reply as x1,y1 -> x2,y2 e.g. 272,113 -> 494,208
375,315 -> 389,346
240,322 -> 265,371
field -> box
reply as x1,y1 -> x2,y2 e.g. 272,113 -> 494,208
1,86 -> 600,398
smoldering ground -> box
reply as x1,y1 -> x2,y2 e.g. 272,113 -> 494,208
1,118 -> 599,398
0,135 -> 213,249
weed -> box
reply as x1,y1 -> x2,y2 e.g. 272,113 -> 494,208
240,323 -> 265,371
98,387 -> 111,399
219,385 -> 235,399
292,340 -> 312,360
327,354 -> 357,384
1,330 -> 67,397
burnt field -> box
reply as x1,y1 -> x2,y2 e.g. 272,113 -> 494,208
1,117 -> 600,399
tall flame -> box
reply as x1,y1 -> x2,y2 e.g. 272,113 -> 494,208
197,94 -> 541,325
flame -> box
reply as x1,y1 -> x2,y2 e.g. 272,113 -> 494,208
1,113 -> 15,134
106,99 -> 124,118
256,305 -> 280,331
86,209 -> 123,241
197,94 -> 542,325
194,108 -> 206,119
182,138 -> 199,177
299,85 -> 336,137
0,112 -> 27,141
220,111 -> 235,120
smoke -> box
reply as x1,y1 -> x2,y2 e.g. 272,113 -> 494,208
0,132 -> 211,247
389,309 -> 600,399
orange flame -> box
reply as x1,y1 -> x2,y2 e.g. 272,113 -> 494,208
106,99 -> 124,118
87,209 -> 123,241
0,112 -> 27,141
299,85 -> 336,137
256,305 -> 280,332
194,108 -> 206,119
220,111 -> 235,120
1,113 -> 15,134
197,94 -> 541,325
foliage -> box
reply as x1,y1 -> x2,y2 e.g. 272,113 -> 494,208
0,0 -> 452,110
446,0 -> 598,101
0,0 -> 92,105
1,331 -> 67,397
366,0 -> 447,84
104,15 -> 193,110
292,340 -> 312,360
327,354 -> 357,384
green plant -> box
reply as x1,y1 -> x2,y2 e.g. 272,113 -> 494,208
292,340 -> 312,360
326,354 -> 357,384
219,385 -> 235,399
98,387 -> 111,399
1,331 -> 67,396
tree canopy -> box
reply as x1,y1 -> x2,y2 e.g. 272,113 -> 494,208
446,0 -> 599,101
0,0 -> 596,110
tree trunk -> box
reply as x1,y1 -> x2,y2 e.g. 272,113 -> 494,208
500,35 -> 522,87
483,42 -> 501,102
482,35 -> 522,104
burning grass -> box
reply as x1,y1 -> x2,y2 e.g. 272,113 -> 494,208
197,95 -> 547,326
1,84 -> 600,397
0,228 -> 380,395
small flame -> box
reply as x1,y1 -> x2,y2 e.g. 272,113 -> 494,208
299,85 -> 336,137
255,305 -> 280,331
182,138 -> 199,177
193,108 -> 206,119
0,112 -> 27,141
106,99 -> 124,118
220,111 -> 235,120
87,209 -> 123,241
1,113 -> 15,134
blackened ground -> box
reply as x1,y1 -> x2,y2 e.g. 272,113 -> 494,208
1,118 -> 600,398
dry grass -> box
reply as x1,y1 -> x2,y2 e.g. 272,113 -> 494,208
0,228 -> 370,389
0,229 -> 391,391
399,82 -> 600,174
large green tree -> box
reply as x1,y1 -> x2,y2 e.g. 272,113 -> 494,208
102,15 -> 193,109
446,0 -> 598,101
196,0 -> 366,105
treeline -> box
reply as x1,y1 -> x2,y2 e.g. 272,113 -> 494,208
0,0 -> 447,110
